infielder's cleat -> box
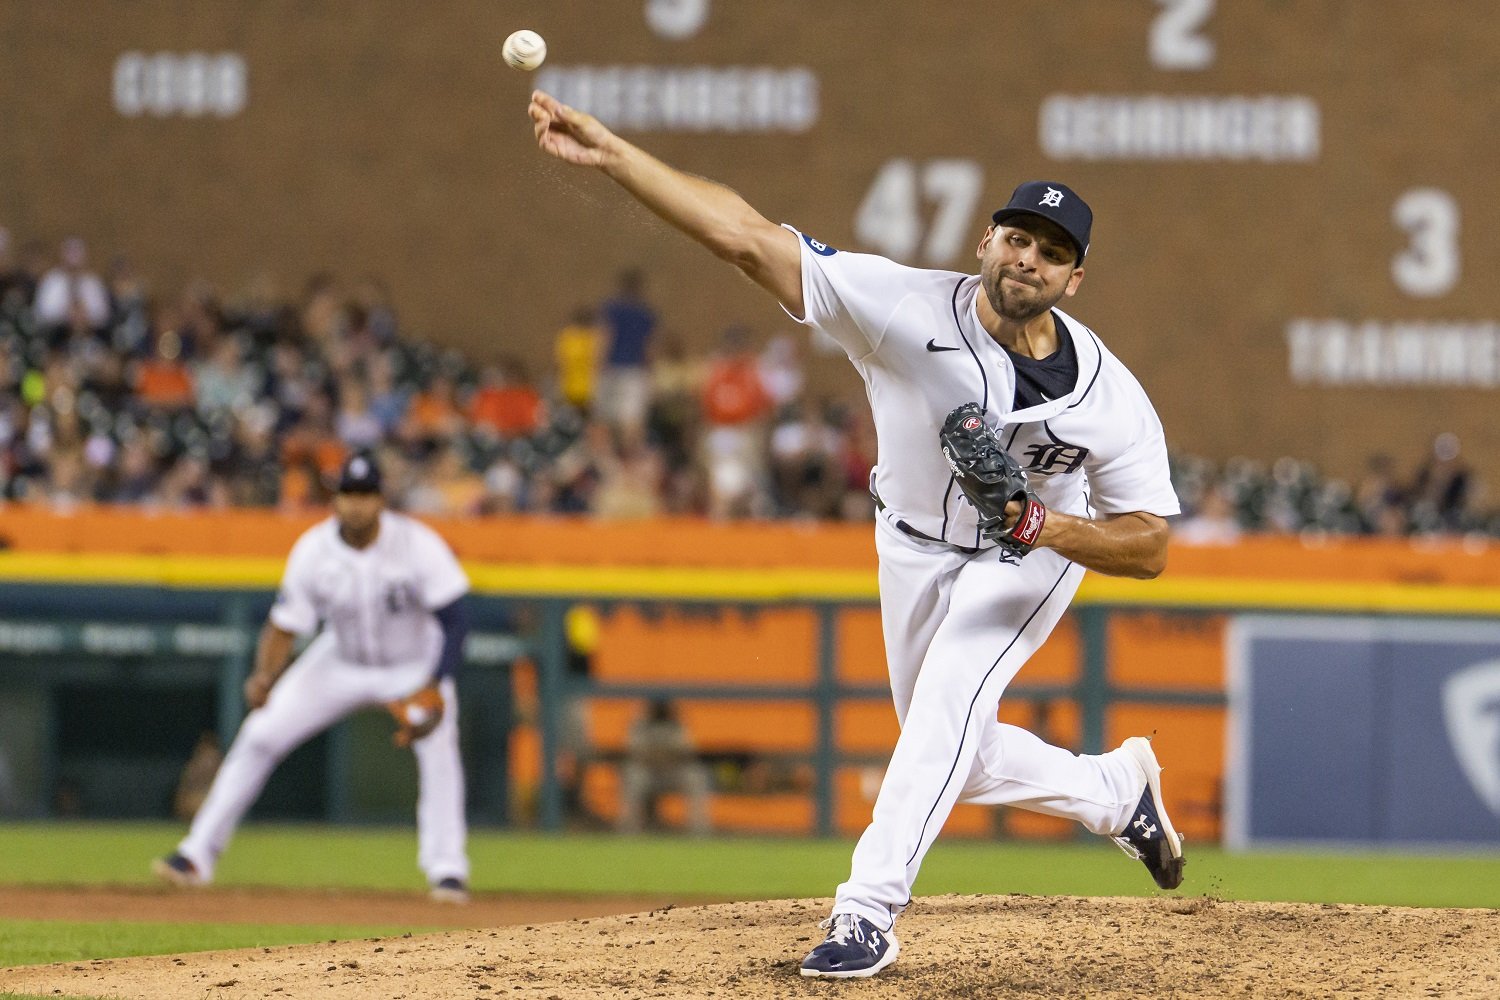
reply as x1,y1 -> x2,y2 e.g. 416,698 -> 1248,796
151,852 -> 204,888
799,913 -> 900,978
1110,735 -> 1186,890
429,877 -> 470,904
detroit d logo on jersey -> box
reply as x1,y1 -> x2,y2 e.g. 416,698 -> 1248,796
1021,439 -> 1090,476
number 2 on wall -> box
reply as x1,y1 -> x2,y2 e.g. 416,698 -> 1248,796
1151,0 -> 1216,70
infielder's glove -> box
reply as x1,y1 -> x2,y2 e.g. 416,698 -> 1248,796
939,402 -> 1048,557
386,684 -> 445,748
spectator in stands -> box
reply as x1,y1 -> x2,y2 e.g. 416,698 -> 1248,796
132,330 -> 196,412
406,442 -> 485,517
193,335 -> 258,417
34,237 -> 109,336
646,332 -> 702,477
1174,486 -> 1242,546
333,378 -> 384,451
300,270 -> 345,343
598,269 -> 657,436
592,425 -> 665,519
468,359 -> 543,442
401,372 -> 466,454
767,398 -> 843,519
1410,432 -> 1473,532
1355,452 -> 1404,534
105,435 -> 161,504
757,333 -> 805,409
617,697 -> 712,837
225,406 -> 283,507
366,350 -> 409,435
553,306 -> 604,414
834,404 -> 878,521
105,255 -> 151,357
699,325 -> 772,519
351,275 -> 399,346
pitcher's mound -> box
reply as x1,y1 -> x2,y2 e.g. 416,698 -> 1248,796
3,894 -> 1496,999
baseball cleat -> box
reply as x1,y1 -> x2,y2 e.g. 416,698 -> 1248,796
429,877 -> 470,904
151,852 -> 204,888
800,913 -> 900,978
1111,735 -> 1186,890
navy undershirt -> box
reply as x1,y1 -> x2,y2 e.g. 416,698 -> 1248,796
1003,311 -> 1079,409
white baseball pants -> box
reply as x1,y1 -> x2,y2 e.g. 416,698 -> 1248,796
834,515 -> 1143,930
177,632 -> 469,885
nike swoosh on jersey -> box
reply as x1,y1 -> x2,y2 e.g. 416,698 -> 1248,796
925,339 -> 961,352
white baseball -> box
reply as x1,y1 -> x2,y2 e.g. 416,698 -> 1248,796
502,29 -> 547,71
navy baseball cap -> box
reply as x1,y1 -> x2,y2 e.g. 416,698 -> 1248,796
336,451 -> 383,494
992,181 -> 1092,264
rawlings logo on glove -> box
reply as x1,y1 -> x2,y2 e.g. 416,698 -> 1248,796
938,402 -> 1048,557
386,684 -> 444,747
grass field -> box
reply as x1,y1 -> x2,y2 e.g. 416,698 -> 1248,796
3,820 -> 1497,971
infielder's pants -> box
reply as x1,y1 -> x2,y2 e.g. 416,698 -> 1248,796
834,516 -> 1144,930
178,633 -> 469,884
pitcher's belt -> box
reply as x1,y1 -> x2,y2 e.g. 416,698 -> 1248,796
871,492 -> 981,555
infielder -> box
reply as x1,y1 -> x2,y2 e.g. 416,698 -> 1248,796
154,452 -> 473,902
529,91 -> 1184,978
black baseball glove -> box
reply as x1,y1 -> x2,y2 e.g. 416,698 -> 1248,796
939,402 -> 1048,556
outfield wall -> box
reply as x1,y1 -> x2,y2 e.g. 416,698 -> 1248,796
2,506 -> 1498,842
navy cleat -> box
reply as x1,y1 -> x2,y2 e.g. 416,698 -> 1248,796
151,852 -> 204,888
800,913 -> 900,978
1111,736 -> 1186,890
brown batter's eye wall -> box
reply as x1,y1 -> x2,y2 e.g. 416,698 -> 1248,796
2,2 -> 1495,482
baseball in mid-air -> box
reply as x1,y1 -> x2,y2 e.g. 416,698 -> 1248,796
502,29 -> 547,71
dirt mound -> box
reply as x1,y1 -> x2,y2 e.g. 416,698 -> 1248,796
2,894 -> 1495,999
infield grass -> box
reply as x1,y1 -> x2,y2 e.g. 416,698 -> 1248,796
2,821 -> 1497,969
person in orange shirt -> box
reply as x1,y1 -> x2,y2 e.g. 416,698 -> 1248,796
401,374 -> 466,452
467,360 -> 542,441
699,325 -> 772,519
132,329 -> 196,411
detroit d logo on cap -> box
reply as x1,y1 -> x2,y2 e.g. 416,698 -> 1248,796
1040,187 -> 1065,207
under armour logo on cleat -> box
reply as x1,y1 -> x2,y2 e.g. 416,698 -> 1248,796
1133,814 -> 1157,838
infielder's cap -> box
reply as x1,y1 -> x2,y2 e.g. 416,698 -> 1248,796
992,181 -> 1092,265
336,451 -> 383,494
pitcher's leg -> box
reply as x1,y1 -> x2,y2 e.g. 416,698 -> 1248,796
413,677 -> 469,883
178,643 -> 352,879
834,553 -> 1082,929
960,722 -> 1140,834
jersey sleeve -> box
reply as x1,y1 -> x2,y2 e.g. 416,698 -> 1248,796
413,524 -> 470,610
1084,399 -> 1182,518
778,225 -> 914,361
268,530 -> 322,636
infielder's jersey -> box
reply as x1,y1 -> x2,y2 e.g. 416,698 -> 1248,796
270,511 -> 469,667
783,228 -> 1180,549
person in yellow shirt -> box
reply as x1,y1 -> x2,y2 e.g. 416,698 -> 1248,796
554,306 -> 604,413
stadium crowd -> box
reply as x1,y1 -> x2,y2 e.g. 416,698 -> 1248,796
0,230 -> 1488,539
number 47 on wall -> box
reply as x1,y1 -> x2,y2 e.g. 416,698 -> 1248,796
854,159 -> 984,266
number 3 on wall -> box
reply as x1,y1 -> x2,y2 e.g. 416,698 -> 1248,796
1151,0 -> 1215,71
1392,188 -> 1460,298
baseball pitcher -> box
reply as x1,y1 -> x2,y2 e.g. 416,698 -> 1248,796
529,91 -> 1184,977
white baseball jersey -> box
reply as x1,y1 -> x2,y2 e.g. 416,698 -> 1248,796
783,228 -> 1180,543
782,227 -> 1180,932
270,510 -> 469,667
